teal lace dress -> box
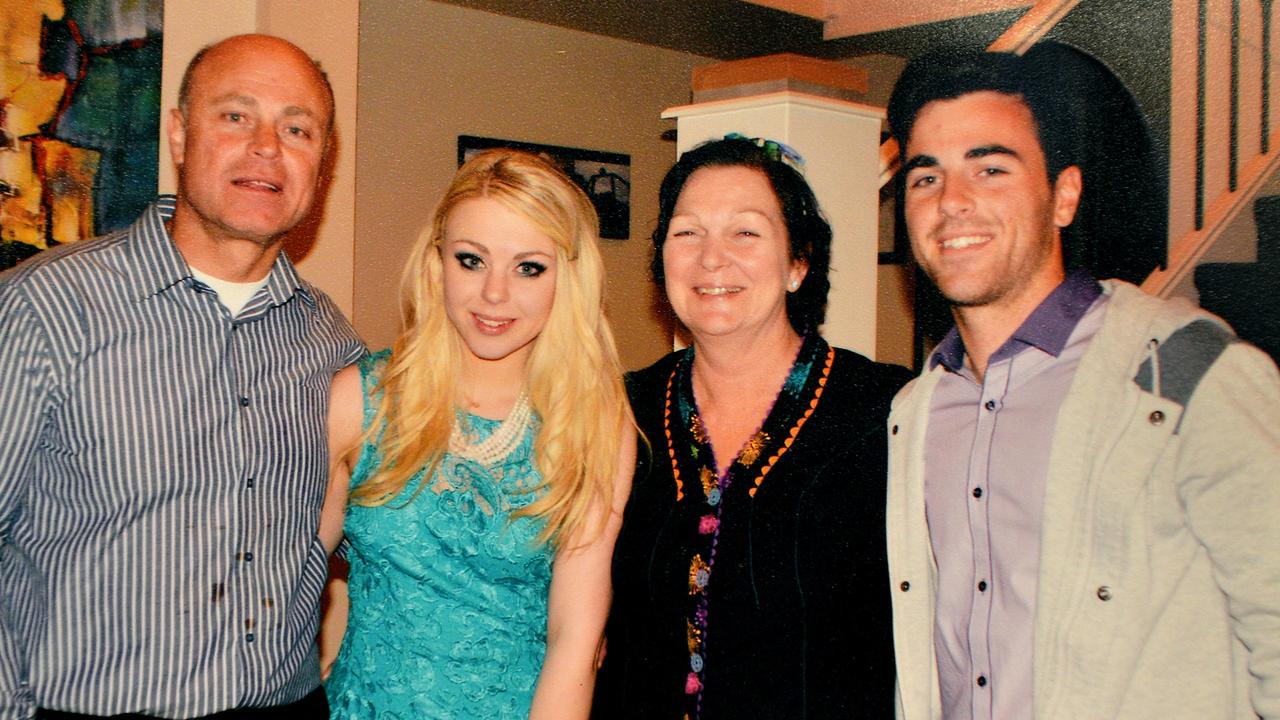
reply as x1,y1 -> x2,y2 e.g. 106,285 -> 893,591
326,350 -> 553,719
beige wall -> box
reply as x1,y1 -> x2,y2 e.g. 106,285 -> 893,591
355,1 -> 712,370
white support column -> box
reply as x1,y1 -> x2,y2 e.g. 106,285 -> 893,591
662,91 -> 886,357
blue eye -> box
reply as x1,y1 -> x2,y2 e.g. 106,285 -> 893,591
455,252 -> 484,270
517,261 -> 547,278
286,126 -> 312,139
225,112 -> 245,123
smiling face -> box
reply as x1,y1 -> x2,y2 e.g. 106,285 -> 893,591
903,90 -> 1081,316
168,35 -> 332,251
441,196 -> 558,374
662,165 -> 806,344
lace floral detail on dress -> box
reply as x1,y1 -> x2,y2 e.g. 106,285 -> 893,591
326,350 -> 552,720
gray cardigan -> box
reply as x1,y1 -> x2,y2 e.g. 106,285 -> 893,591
887,280 -> 1280,719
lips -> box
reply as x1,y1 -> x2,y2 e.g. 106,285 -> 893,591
473,312 -> 514,334
939,234 -> 991,250
231,178 -> 282,192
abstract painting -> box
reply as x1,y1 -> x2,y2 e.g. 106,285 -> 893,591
1,0 -> 162,271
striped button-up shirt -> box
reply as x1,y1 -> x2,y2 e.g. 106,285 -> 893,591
0,198 -> 364,718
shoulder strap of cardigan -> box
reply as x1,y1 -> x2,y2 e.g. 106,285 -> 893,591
1133,319 -> 1237,426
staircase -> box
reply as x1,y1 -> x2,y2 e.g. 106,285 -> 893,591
1194,195 -> 1280,364
866,0 -> 1280,365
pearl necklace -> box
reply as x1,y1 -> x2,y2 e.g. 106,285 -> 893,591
448,391 -> 534,467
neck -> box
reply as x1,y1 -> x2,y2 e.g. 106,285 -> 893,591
952,276 -> 1061,382
691,322 -> 803,400
458,352 -> 529,420
168,208 -> 282,283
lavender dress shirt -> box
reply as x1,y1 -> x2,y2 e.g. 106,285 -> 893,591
924,271 -> 1105,720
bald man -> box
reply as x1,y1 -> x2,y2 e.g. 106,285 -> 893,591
0,35 -> 363,719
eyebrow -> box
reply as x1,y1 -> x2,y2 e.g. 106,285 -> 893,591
968,144 -> 1020,160
669,207 -> 776,222
210,93 -> 318,120
451,239 -> 553,259
903,154 -> 938,173
903,144 -> 1022,173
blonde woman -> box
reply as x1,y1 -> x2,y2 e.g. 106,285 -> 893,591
319,150 -> 634,719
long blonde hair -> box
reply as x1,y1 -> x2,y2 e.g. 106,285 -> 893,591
350,150 -> 631,550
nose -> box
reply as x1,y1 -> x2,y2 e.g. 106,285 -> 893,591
481,269 -> 508,305
697,235 -> 729,271
938,176 -> 974,218
250,123 -> 281,158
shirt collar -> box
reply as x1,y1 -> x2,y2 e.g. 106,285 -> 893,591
930,269 -> 1102,372
125,196 -> 315,309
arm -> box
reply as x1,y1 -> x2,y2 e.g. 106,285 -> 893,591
319,363 -> 362,555
1174,343 -> 1280,718
528,425 -> 636,720
318,556 -> 350,682
0,286 -> 55,718
317,364 -> 362,678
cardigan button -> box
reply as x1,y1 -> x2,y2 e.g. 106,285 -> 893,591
1148,410 -> 1165,425
1096,585 -> 1113,601
899,581 -> 910,592
891,425 -> 899,435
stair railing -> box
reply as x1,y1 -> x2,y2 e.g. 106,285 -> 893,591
877,0 -> 1280,301
1142,0 -> 1280,297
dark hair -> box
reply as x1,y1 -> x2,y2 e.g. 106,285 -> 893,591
178,36 -> 335,135
887,48 -> 1074,182
651,137 -> 832,336
886,43 -> 1167,284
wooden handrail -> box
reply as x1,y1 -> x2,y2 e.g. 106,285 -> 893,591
1142,138 -> 1280,295
877,0 -> 1275,304
1143,0 -> 1277,296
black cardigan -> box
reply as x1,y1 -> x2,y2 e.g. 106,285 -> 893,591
594,345 -> 912,719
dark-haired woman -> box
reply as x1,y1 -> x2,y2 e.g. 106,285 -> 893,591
594,137 -> 912,719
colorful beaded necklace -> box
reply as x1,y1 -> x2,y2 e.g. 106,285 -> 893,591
662,334 -> 833,719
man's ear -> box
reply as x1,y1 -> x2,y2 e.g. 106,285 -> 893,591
1052,165 -> 1083,228
168,108 -> 187,167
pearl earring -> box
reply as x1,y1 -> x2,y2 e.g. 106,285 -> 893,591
789,279 -> 800,291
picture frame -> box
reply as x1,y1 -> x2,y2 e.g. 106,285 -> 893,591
458,135 -> 631,240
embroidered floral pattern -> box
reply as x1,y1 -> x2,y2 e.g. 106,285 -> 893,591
661,336 -> 834,718
737,430 -> 769,466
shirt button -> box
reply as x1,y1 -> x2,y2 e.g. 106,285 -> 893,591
246,633 -> 255,643
899,581 -> 911,592
972,487 -> 983,499
978,580 -> 987,592
238,396 -> 250,407
246,477 -> 255,489
1149,410 -> 1165,425
976,675 -> 988,687
243,552 -> 254,562
984,399 -> 996,411
1097,585 -> 1113,601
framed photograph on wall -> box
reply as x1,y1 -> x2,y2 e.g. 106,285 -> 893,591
458,135 -> 631,240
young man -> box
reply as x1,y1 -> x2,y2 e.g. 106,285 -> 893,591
885,49 -> 1280,719
0,35 -> 363,718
